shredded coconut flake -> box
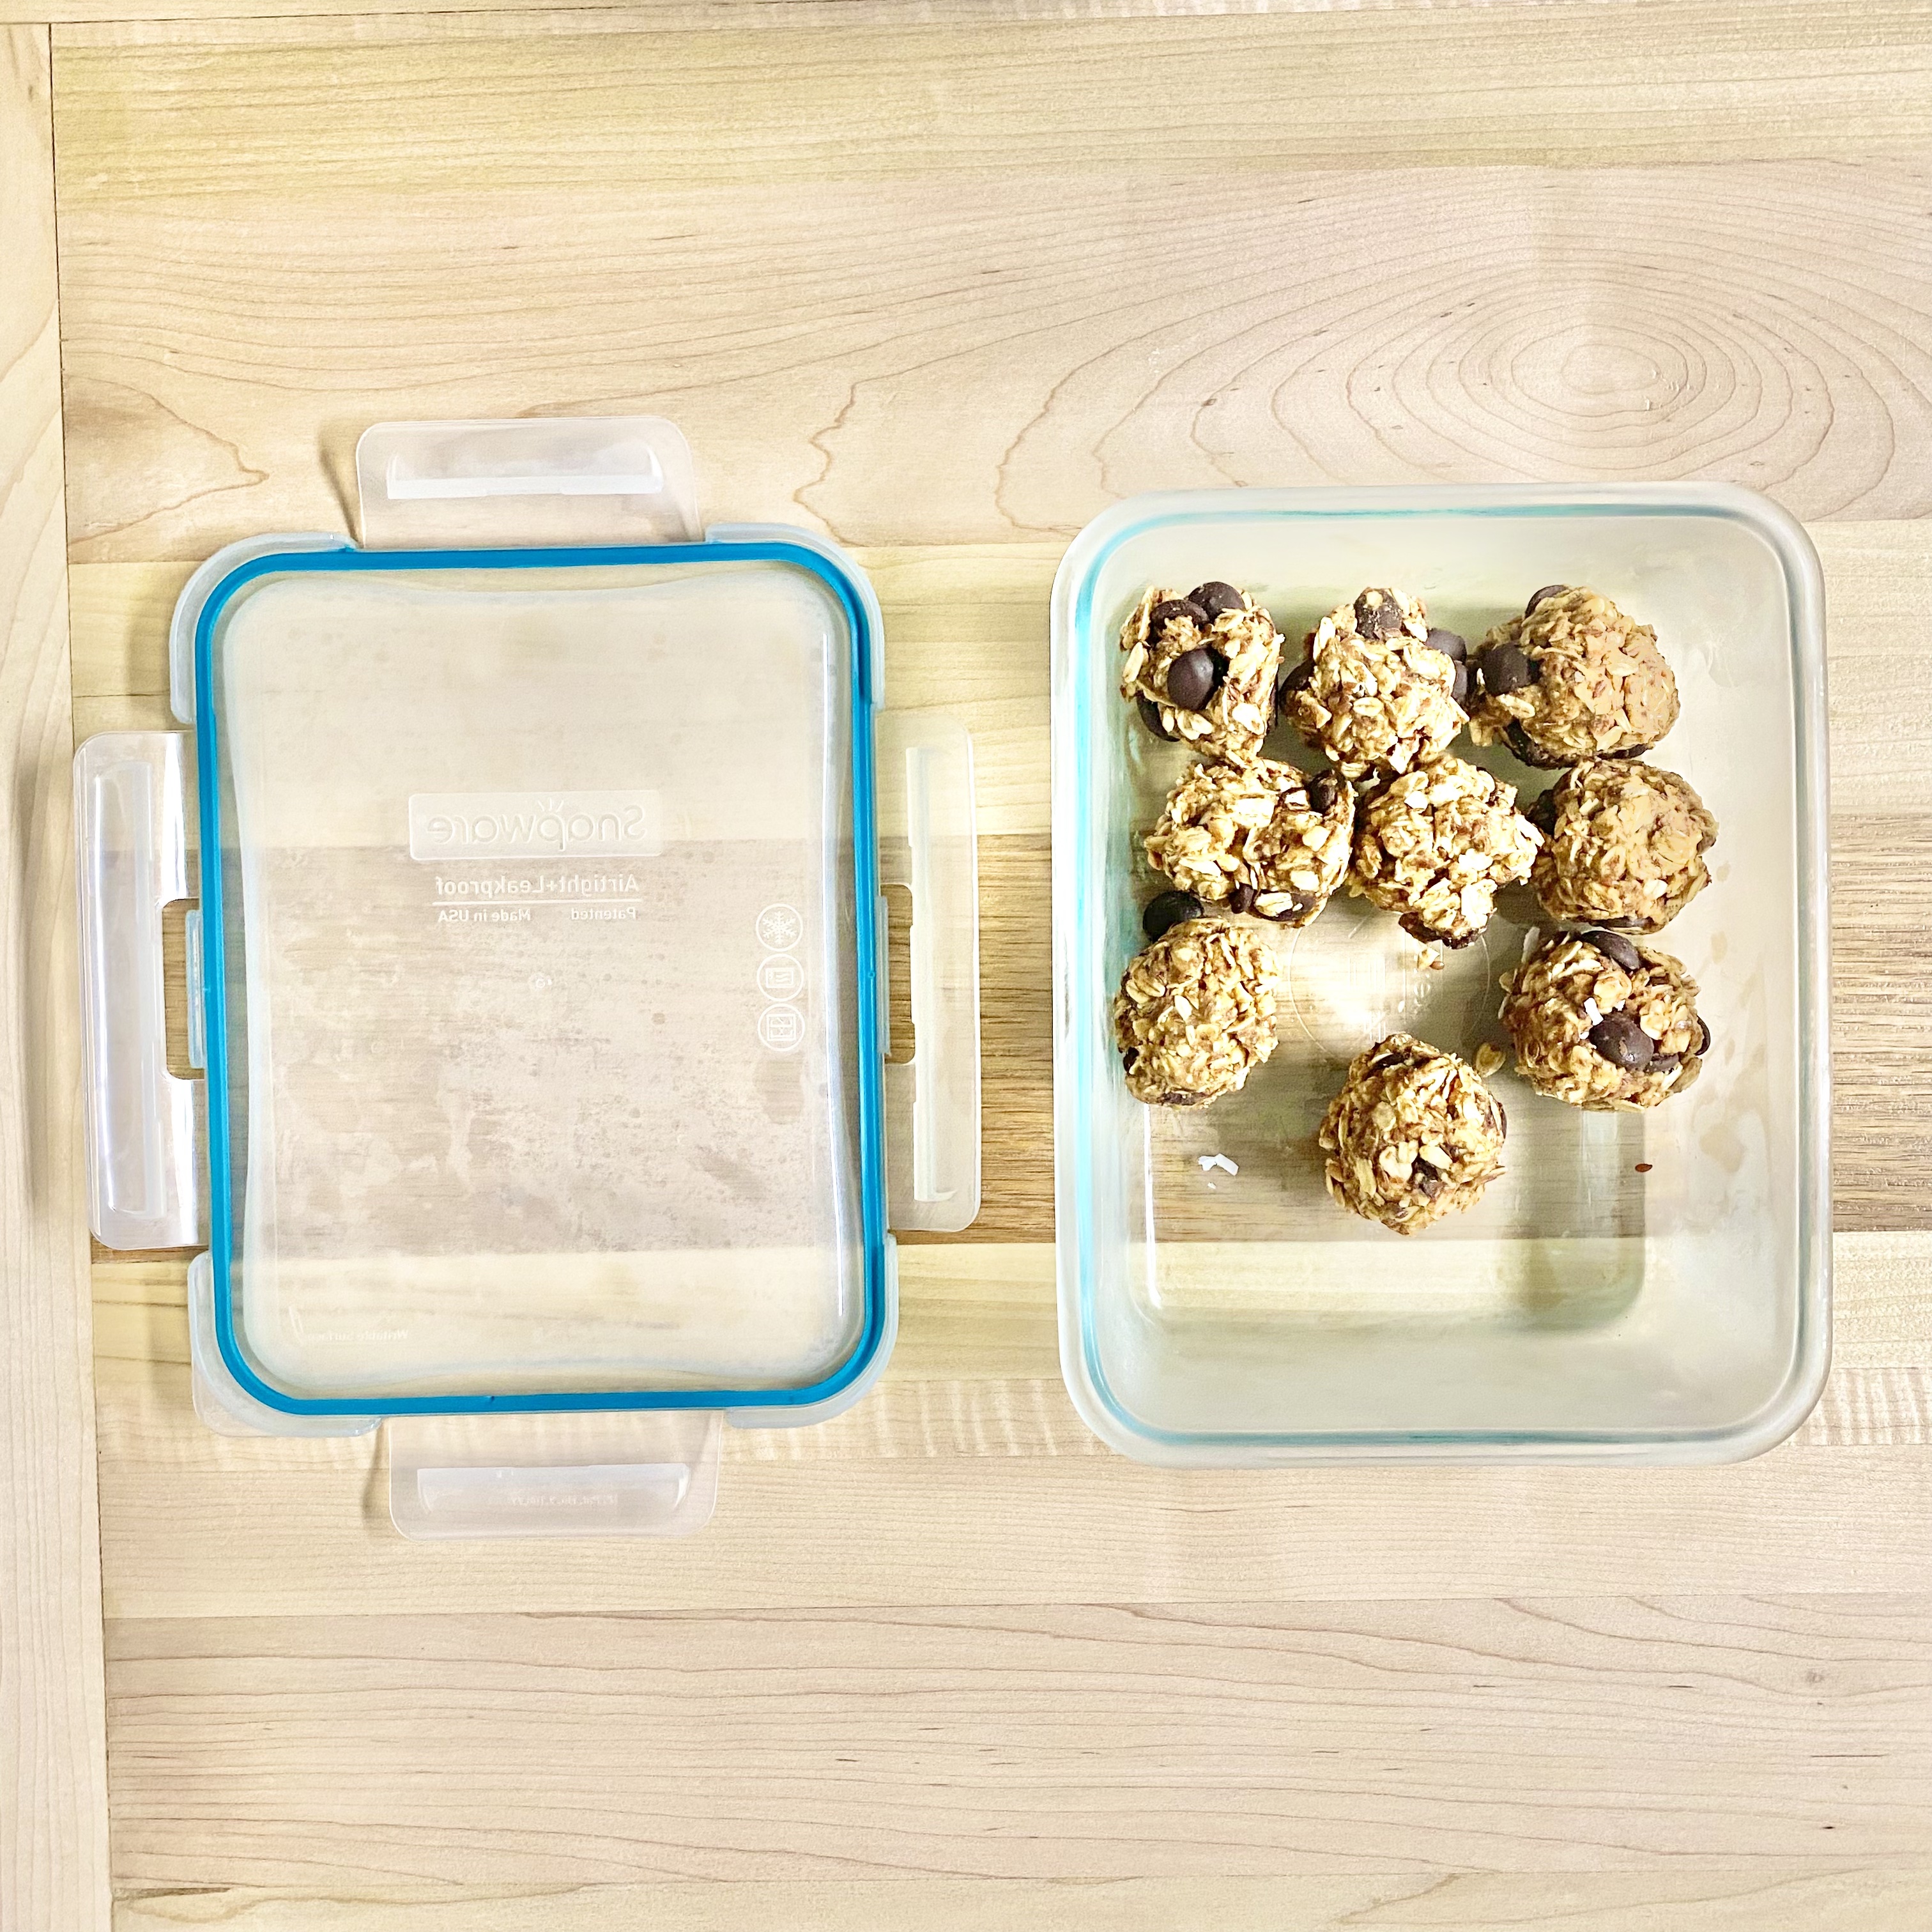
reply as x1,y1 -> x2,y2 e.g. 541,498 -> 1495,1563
1198,1153 -> 1239,1176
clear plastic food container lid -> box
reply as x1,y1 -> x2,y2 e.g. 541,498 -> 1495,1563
75,419 -> 981,1534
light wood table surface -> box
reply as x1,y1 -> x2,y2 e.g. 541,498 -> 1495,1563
4,1 -> 1932,1926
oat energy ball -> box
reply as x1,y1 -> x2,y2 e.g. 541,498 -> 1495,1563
1319,1034 -> 1508,1235
1282,586 -> 1467,779
1144,755 -> 1354,927
1501,928 -> 1709,1112
1531,757 -> 1717,933
1469,585 -> 1679,767
1348,756 -> 1542,947
1121,582 -> 1283,758
1114,916 -> 1280,1108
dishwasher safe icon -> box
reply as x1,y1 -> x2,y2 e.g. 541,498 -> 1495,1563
757,1004 -> 805,1054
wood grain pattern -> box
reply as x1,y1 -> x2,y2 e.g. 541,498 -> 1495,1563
47,15 -> 1932,560
33,1 -> 1932,1923
100,1869 -> 1932,1932
98,1594 -> 1932,1890
0,27 -> 113,1932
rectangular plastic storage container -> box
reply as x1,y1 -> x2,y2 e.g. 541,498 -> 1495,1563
1052,484 -> 1829,1465
77,417 -> 981,1537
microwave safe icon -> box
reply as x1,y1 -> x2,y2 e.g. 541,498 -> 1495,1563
756,954 -> 806,1001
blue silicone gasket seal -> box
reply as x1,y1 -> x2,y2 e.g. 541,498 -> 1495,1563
193,538 -> 889,1417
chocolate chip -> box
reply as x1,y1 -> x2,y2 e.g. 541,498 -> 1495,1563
1423,627 -> 1468,663
1121,1048 -> 1138,1073
1608,743 -> 1652,760
1137,694 -> 1177,741
1505,722 -> 1565,769
1278,656 -> 1315,713
1227,882 -> 1256,916
1141,891 -> 1202,942
1353,588 -> 1405,640
1650,1052 -> 1682,1074
1590,1011 -> 1655,1071
1524,788 -> 1560,833
1190,581 -> 1246,618
1148,597 -> 1208,638
1451,660 -> 1472,709
1694,1015 -> 1712,1057
1482,642 -> 1536,695
1525,583 -> 1569,617
1165,647 -> 1222,711
1581,928 -> 1643,973
1411,1167 -> 1443,1199
1397,914 -> 1478,949
1307,771 -> 1342,813
1367,1045 -> 1423,1075
1264,894 -> 1314,924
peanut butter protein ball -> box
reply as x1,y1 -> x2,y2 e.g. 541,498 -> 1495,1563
1114,916 -> 1280,1108
1144,755 -> 1354,926
1348,755 -> 1542,947
1120,582 -> 1282,758
1530,757 -> 1717,933
1281,586 -> 1468,779
1469,584 -> 1678,767
1501,928 -> 1710,1112
1318,1034 -> 1508,1234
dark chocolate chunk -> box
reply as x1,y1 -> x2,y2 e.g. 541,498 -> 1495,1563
1307,770 -> 1342,813
1121,1048 -> 1138,1073
1525,583 -> 1569,617
1506,721 -> 1566,769
1590,1011 -> 1655,1071
1353,588 -> 1406,640
1190,581 -> 1246,618
1694,1015 -> 1712,1057
1451,660 -> 1472,709
1423,627 -> 1468,662
1137,694 -> 1177,741
1367,1045 -> 1424,1075
1650,1052 -> 1682,1074
1581,928 -> 1643,973
1264,893 -> 1314,924
1608,743 -> 1652,760
1165,647 -> 1222,711
1278,656 -> 1315,714
1482,641 -> 1536,695
1524,787 -> 1560,833
1141,891 -> 1203,942
1411,1167 -> 1443,1199
1397,914 -> 1478,949
1227,882 -> 1256,916
1148,597 -> 1208,638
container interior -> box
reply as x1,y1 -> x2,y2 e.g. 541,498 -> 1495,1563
201,554 -> 873,1406
1055,498 -> 1820,1454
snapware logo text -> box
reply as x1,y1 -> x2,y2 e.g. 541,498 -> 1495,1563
408,790 -> 664,861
